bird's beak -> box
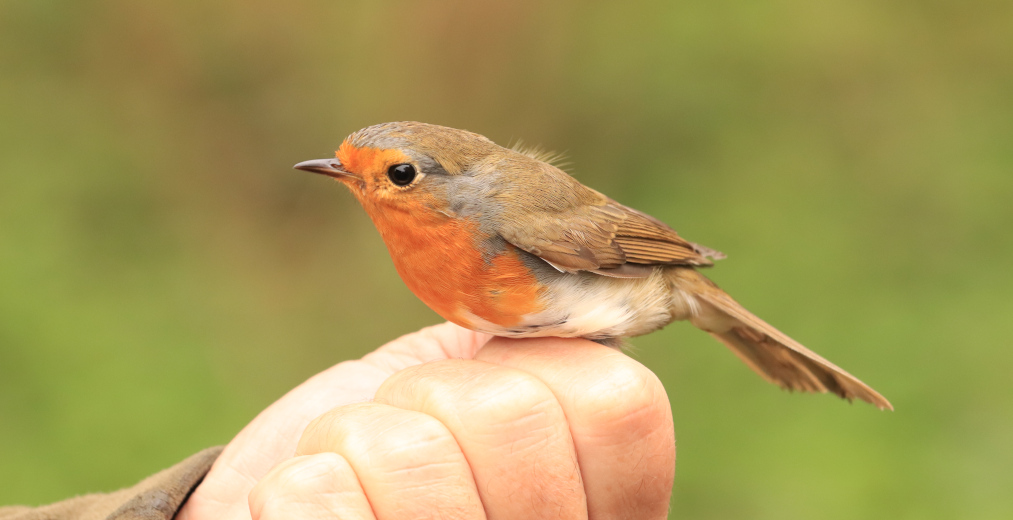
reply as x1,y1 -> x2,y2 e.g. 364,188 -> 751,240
293,158 -> 360,181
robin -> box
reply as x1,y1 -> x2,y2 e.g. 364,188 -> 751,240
295,121 -> 891,410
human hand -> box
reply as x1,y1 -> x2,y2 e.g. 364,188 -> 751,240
178,323 -> 675,520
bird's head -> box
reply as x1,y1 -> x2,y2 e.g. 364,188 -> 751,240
295,122 -> 507,223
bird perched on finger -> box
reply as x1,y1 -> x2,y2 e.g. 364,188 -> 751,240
296,121 -> 891,410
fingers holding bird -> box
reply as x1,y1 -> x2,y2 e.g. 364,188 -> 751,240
251,339 -> 674,520
374,359 -> 587,520
293,403 -> 485,520
476,337 -> 675,520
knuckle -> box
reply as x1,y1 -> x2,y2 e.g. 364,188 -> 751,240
301,401 -> 466,478
378,359 -> 568,446
380,359 -> 561,424
249,454 -> 349,520
359,412 -> 457,462
298,402 -> 383,455
280,452 -> 348,489
298,409 -> 343,455
459,367 -> 560,427
575,355 -> 669,431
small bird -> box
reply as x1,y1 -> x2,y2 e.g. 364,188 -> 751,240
296,122 -> 891,409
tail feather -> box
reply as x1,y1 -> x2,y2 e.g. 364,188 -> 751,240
671,269 -> 892,410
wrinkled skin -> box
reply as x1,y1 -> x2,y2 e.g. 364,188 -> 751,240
177,323 -> 676,520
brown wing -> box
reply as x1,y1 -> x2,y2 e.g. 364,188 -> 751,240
498,194 -> 722,276
613,205 -> 725,265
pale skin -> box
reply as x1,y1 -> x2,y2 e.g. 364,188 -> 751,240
176,322 -> 675,520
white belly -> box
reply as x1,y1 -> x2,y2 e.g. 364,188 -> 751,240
460,267 -> 699,340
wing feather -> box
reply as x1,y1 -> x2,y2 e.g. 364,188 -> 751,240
500,199 -> 721,274
492,155 -> 722,275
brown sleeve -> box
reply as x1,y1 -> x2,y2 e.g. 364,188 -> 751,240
0,447 -> 223,520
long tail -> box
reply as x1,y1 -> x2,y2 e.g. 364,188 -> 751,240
668,268 -> 892,410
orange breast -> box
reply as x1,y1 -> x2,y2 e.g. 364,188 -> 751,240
367,202 -> 544,328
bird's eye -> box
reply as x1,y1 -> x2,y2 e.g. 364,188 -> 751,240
387,164 -> 417,186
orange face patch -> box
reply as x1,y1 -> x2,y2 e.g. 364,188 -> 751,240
336,142 -> 412,182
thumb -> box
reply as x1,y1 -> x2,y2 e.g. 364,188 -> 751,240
178,322 -> 491,520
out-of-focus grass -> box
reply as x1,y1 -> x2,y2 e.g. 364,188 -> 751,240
1,1 -> 1011,518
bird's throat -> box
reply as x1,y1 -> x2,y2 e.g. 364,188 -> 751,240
372,212 -> 544,329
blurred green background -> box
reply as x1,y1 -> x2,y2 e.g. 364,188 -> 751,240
1,1 -> 1011,518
